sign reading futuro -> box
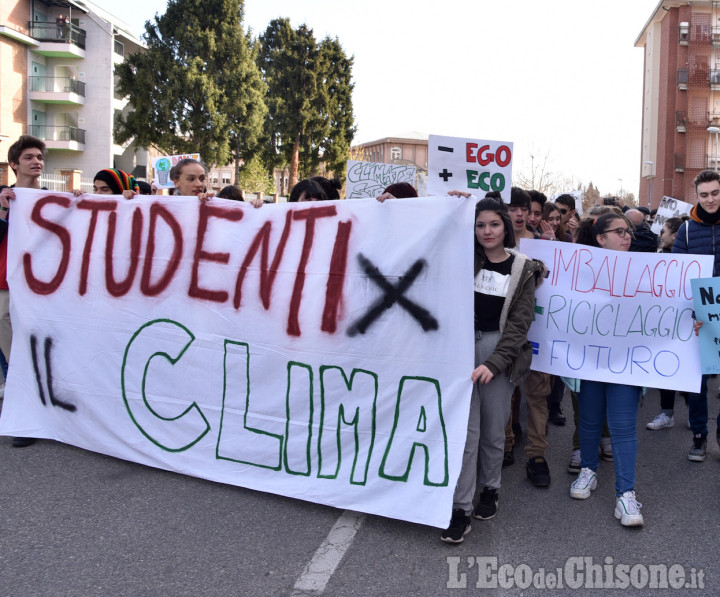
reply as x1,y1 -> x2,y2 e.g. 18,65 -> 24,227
0,190 -> 475,529
428,134 -> 513,202
520,239 -> 712,392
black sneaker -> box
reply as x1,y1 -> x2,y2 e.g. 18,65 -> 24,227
473,487 -> 498,520
502,449 -> 514,468
526,456 -> 551,487
548,406 -> 566,426
440,508 -> 471,544
688,433 -> 707,462
12,437 -> 36,448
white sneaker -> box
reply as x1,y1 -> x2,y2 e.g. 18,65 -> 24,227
646,412 -> 674,430
615,491 -> 644,526
570,467 -> 597,499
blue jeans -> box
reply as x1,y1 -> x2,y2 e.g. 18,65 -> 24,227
577,381 -> 640,496
688,375 -> 709,436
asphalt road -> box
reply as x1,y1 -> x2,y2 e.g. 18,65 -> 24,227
1,384 -> 719,597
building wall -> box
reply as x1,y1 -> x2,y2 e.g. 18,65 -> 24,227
354,137 -> 428,171
1,0 -> 148,185
0,0 -> 31,184
638,1 -> 720,206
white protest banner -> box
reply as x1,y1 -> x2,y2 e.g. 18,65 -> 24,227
427,134 -> 513,201
651,196 -> 692,235
345,160 -> 416,199
519,239 -> 713,392
0,190 -> 474,528
153,153 -> 201,189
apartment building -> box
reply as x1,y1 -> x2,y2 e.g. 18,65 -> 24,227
352,132 -> 429,172
0,0 -> 148,188
636,0 -> 720,207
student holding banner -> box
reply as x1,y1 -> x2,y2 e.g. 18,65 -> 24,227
92,169 -> 139,199
569,212 -> 644,527
170,158 -> 213,201
0,135 -> 47,447
441,199 -> 544,543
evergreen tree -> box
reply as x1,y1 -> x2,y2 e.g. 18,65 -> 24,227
257,18 -> 355,188
115,0 -> 266,168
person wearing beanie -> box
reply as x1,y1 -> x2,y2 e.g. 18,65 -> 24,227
93,169 -> 139,198
672,169 -> 720,463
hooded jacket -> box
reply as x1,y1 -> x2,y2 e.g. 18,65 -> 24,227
672,203 -> 720,276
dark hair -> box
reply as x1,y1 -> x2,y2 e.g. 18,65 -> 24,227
310,176 -> 342,200
217,185 -> 244,201
694,169 -> 720,190
383,182 -> 417,198
136,180 -> 152,195
576,213 -> 634,247
509,187 -> 531,210
474,198 -> 514,248
527,190 -> 547,207
169,158 -> 205,182
7,135 -> 46,173
289,179 -> 328,203
555,193 -> 576,211
662,216 -> 686,235
484,190 -> 502,201
542,202 -> 568,241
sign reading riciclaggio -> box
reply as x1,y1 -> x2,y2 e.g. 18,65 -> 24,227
520,238 -> 713,393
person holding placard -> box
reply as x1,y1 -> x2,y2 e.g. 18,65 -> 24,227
672,170 -> 720,461
441,199 -> 544,543
569,213 -> 644,527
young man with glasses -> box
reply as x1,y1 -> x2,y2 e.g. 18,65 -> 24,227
672,169 -> 720,462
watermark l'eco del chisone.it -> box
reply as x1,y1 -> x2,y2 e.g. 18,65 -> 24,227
446,556 -> 705,590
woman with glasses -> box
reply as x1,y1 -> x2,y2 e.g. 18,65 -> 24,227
568,213 -> 645,527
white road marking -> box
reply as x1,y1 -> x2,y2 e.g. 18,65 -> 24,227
291,510 -> 366,595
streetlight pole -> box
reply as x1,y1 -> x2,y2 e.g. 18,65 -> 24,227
707,126 -> 720,171
644,160 -> 654,210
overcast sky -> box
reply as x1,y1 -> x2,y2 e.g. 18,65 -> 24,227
91,0 -> 659,198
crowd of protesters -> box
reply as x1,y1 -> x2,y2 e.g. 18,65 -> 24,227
1,134 -> 717,545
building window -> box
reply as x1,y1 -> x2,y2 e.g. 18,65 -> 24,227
679,22 -> 689,45
391,146 -> 402,160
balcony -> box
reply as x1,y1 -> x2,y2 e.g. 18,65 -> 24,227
28,21 -> 86,58
711,70 -> 720,90
713,26 -> 720,47
29,77 -> 85,105
29,125 -> 86,151
707,154 -> 720,170
678,68 -> 688,90
674,153 -> 685,172
676,111 -> 687,133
